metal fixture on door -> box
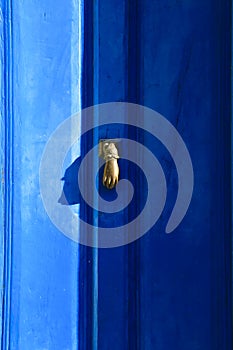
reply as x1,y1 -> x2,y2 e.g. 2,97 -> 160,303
99,140 -> 120,189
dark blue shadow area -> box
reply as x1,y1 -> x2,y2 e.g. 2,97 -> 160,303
59,157 -> 81,205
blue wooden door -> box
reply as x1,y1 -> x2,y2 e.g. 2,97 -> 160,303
1,0 -> 232,349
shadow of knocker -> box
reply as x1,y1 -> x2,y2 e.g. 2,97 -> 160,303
58,142 -> 120,205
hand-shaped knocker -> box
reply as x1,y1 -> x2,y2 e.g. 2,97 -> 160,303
101,141 -> 119,189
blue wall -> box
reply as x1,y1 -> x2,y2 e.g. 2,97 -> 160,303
1,1 -> 81,349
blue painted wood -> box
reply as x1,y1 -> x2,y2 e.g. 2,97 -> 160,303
1,1 -> 15,348
1,0 -> 81,349
138,1 -> 232,349
0,0 -> 232,349
83,0 -> 232,349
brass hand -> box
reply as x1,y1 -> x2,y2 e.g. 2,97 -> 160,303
101,141 -> 119,189
103,158 -> 119,189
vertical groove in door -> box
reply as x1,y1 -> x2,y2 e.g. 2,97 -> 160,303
92,0 -> 99,348
0,2 -> 4,347
126,1 -> 142,349
210,1 -> 232,349
1,1 -> 14,349
79,0 -> 94,349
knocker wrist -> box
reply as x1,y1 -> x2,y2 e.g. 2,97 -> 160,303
102,142 -> 119,162
104,154 -> 119,162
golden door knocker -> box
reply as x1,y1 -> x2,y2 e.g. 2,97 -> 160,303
99,140 -> 120,189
